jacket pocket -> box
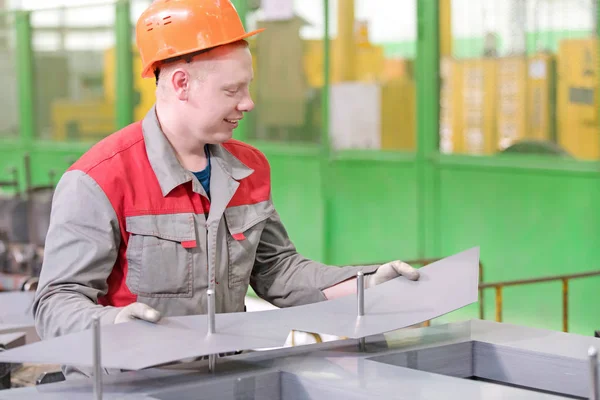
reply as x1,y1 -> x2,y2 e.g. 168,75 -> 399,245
125,213 -> 196,298
225,201 -> 274,289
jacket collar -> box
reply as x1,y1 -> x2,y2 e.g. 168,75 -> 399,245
142,105 -> 254,197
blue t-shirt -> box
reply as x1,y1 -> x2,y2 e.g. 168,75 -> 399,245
192,146 -> 211,199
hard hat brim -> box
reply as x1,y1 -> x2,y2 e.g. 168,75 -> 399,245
141,28 -> 266,79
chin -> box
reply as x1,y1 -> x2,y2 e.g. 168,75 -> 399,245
210,131 -> 234,144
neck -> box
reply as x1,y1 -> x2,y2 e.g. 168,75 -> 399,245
155,103 -> 208,172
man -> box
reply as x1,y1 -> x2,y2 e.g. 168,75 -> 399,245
33,0 -> 419,376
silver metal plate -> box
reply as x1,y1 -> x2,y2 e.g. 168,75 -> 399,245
0,247 -> 479,371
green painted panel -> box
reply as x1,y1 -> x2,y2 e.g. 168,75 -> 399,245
259,148 -> 324,262
380,30 -> 593,60
434,165 -> 600,336
0,144 -> 27,194
28,148 -> 87,186
327,160 -> 419,266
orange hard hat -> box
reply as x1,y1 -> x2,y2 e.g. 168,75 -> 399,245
136,0 -> 264,79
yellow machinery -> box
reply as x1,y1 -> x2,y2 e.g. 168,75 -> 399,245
51,47 -> 156,142
528,53 -> 557,143
46,0 -> 593,158
51,99 -> 115,141
460,58 -> 498,155
439,56 -> 464,154
440,57 -> 497,155
440,53 -> 556,156
301,23 -> 415,151
52,28 -> 416,150
495,53 -> 556,149
557,37 -> 599,160
48,0 -> 420,148
496,56 -> 528,151
380,59 -> 416,150
104,47 -> 156,123
303,38 -> 385,88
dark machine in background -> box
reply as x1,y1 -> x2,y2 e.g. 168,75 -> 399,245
0,154 -> 55,292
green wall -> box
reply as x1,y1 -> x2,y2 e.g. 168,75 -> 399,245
327,154 -> 419,266
431,155 -> 600,335
260,144 -> 324,262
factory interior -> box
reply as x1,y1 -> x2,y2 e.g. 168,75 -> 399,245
1,0 -> 600,398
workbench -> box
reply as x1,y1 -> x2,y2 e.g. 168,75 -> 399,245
0,319 -> 597,399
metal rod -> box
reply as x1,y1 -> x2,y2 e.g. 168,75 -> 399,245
562,278 -> 569,333
208,354 -> 216,373
357,271 -> 364,317
478,263 -> 485,320
24,153 -> 36,247
207,289 -> 215,335
359,338 -> 366,351
357,272 -> 365,351
207,289 -> 216,373
92,315 -> 102,400
495,286 -> 503,323
589,346 -> 598,400
479,269 -> 600,289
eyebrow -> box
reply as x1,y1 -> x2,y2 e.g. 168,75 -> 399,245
224,78 -> 253,88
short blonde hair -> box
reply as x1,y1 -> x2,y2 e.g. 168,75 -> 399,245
155,40 -> 249,98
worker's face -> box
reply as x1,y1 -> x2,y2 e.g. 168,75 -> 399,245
182,44 -> 255,143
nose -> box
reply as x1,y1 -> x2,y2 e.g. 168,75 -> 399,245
237,91 -> 254,113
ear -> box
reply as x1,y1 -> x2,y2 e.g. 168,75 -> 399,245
171,69 -> 190,101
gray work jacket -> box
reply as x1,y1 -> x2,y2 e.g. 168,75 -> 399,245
33,106 -> 378,354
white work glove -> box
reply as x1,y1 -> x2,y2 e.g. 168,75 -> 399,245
114,302 -> 161,324
365,260 -> 420,288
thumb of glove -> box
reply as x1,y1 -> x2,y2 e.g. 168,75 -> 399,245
114,302 -> 161,324
366,261 -> 420,288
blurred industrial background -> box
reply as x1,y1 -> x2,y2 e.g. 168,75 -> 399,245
0,0 -> 599,354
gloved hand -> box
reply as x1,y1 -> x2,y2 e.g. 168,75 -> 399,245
365,260 -> 420,288
114,302 -> 161,324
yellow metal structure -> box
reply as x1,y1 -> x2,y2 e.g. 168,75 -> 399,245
527,53 -> 556,142
104,46 -> 156,122
557,37 -> 599,160
381,58 -> 415,150
381,77 -> 416,150
51,46 -> 156,142
440,53 -> 555,156
51,3 -> 417,149
301,23 -> 412,150
439,56 -> 464,154
303,39 -> 385,87
439,0 -> 452,57
461,59 -> 497,155
496,56 -> 528,150
334,0 -> 356,82
51,99 -> 115,142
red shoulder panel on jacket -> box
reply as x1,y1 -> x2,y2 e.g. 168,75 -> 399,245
68,122 -> 144,174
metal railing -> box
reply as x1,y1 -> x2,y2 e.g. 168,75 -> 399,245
414,257 -> 600,333
288,258 -> 600,345
480,270 -> 600,333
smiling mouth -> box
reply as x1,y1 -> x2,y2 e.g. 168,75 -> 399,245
224,118 -> 240,124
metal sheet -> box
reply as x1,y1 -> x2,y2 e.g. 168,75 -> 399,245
0,319 -> 587,399
0,291 -> 38,343
0,248 -> 479,371
0,291 -> 35,325
0,316 -> 286,371
279,246 -> 479,338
